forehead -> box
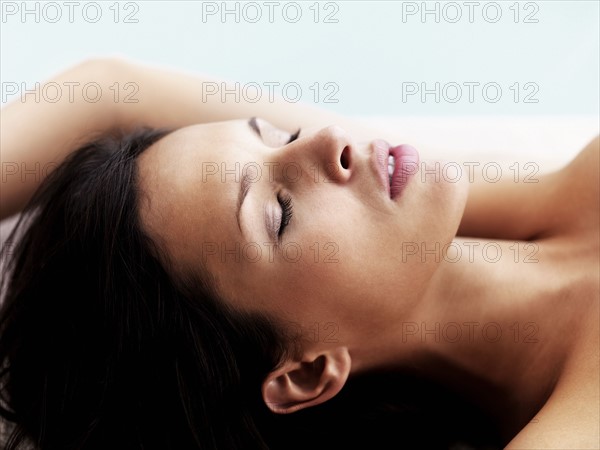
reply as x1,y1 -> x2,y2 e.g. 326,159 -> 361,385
136,121 -> 249,280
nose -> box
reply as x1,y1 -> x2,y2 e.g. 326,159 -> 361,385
283,125 -> 354,184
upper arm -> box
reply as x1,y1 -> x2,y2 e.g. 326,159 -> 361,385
0,58 -> 120,220
456,163 -> 562,241
457,135 -> 600,241
558,135 -> 600,223
114,58 -> 389,141
0,57 -> 399,221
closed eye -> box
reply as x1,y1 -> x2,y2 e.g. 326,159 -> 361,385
277,192 -> 293,239
275,129 -> 300,239
287,128 -> 301,144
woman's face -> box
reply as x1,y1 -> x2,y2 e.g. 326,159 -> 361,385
137,119 -> 468,343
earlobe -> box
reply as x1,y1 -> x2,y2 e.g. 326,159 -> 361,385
262,347 -> 352,414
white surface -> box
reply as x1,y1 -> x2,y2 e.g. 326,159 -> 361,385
360,115 -> 600,171
1,1 -> 599,116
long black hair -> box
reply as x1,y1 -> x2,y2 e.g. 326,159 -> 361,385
0,127 -> 505,449
0,127 -> 304,449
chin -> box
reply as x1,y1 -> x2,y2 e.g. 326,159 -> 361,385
399,159 -> 469,247
435,164 -> 470,237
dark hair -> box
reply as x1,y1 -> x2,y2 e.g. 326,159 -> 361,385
0,128 -> 505,449
0,128 -> 302,449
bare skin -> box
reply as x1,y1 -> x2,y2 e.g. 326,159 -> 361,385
135,120 -> 599,449
1,58 -> 598,448
499,141 -> 599,448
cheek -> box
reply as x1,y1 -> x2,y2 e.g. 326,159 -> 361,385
237,178 -> 467,322
266,259 -> 364,329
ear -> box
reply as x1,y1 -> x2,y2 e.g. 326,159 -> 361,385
261,347 -> 351,414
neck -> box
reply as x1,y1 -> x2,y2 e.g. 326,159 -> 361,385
352,236 -> 575,437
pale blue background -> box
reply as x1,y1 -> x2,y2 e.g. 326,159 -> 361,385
1,0 -> 599,115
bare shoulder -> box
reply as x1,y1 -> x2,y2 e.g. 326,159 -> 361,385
506,392 -> 599,449
506,298 -> 599,449
506,369 -> 599,448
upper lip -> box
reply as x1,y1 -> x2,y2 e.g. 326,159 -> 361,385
371,139 -> 391,197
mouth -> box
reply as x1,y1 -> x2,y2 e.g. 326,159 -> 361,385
373,140 -> 420,200
389,144 -> 420,199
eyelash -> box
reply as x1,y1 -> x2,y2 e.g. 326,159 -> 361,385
287,128 -> 301,144
274,128 -> 300,239
277,192 -> 293,238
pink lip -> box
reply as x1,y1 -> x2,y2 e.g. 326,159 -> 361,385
389,144 -> 419,199
371,140 -> 420,200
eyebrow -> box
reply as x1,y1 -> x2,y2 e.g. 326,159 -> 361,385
236,171 -> 252,239
236,118 -> 261,238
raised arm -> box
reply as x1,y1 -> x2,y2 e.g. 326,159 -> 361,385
1,59 -> 120,220
0,57 -> 389,221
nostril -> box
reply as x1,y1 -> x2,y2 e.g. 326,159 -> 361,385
340,146 -> 350,169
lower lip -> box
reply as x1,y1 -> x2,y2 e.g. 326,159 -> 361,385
389,144 -> 420,199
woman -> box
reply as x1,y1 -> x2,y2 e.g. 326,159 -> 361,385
0,58 -> 598,449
